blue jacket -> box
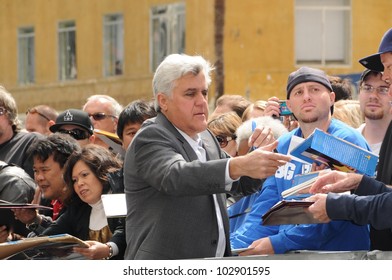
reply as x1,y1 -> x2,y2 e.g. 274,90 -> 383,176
230,118 -> 370,253
228,191 -> 260,233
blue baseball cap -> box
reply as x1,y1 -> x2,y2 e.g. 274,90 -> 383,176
359,28 -> 392,71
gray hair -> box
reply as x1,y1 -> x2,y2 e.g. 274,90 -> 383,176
83,94 -> 123,116
0,85 -> 22,132
152,54 -> 214,111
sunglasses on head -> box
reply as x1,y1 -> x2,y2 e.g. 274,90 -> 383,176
58,128 -> 90,140
88,112 -> 116,121
26,107 -> 50,121
215,134 -> 237,148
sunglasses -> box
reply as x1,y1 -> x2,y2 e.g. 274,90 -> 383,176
216,134 -> 237,148
58,128 -> 90,140
0,107 -> 7,116
88,112 -> 116,121
26,107 -> 50,121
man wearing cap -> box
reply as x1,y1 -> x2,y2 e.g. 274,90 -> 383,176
50,109 -> 95,146
307,28 -> 392,251
232,66 -> 371,255
359,27 -> 392,191
357,69 -> 391,155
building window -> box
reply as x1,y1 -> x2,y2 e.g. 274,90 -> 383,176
58,21 -> 77,80
103,14 -> 124,77
150,2 -> 185,71
295,0 -> 351,66
18,27 -> 35,85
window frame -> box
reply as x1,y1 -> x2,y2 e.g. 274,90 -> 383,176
149,2 -> 186,72
17,26 -> 35,85
103,13 -> 124,77
58,20 -> 77,81
295,0 -> 352,67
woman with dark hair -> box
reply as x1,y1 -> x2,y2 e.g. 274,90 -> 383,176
42,144 -> 125,259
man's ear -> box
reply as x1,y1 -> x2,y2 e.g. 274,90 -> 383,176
47,120 -> 55,129
330,91 -> 336,104
89,134 -> 96,143
157,93 -> 168,112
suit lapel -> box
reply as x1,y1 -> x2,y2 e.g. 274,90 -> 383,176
200,130 -> 221,160
201,130 -> 231,254
155,113 -> 198,161
156,113 -> 231,255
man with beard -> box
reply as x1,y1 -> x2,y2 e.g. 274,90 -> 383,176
357,69 -> 392,155
232,66 -> 370,255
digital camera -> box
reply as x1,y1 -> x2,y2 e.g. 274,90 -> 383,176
279,100 -> 292,116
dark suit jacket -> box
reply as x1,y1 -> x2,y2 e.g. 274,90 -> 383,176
124,113 -> 262,260
327,175 -> 392,230
371,120 -> 392,250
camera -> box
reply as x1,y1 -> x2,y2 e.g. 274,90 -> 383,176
279,100 -> 292,116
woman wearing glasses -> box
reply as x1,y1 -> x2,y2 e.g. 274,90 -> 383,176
207,111 -> 242,157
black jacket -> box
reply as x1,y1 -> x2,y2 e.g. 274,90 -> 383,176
42,195 -> 126,259
371,121 -> 392,250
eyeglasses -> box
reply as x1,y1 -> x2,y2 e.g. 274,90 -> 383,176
58,128 -> 90,140
0,107 -> 7,116
88,112 -> 116,121
216,134 -> 237,148
26,107 -> 50,121
360,84 -> 390,96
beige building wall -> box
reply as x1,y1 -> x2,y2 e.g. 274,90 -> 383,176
223,0 -> 392,102
0,0 -> 215,113
1,0 -> 392,114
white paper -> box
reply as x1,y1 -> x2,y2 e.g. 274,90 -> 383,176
288,135 -> 310,164
101,194 -> 127,218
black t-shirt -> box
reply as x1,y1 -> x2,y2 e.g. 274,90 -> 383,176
0,131 -> 43,178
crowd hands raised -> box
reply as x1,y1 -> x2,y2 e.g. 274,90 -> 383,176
1,28 -> 392,260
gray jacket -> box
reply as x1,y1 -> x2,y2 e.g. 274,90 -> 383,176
124,113 -> 261,260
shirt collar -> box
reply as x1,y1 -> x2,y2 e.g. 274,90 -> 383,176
175,127 -> 202,153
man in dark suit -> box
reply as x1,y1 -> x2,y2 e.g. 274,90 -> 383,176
123,54 -> 291,260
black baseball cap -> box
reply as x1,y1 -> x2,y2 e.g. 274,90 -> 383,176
50,109 -> 94,135
286,67 -> 333,99
359,69 -> 382,85
286,67 -> 334,115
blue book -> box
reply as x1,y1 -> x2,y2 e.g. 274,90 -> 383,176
290,128 -> 378,176
282,171 -> 321,199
